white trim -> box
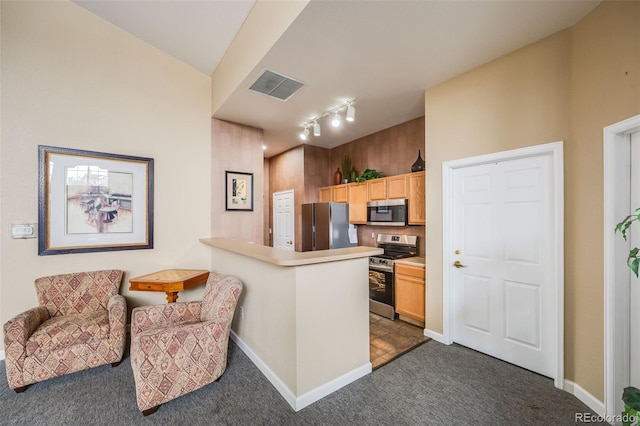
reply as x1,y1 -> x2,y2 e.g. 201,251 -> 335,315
423,328 -> 447,344
564,380 -> 606,418
442,141 -> 565,389
230,331 -> 371,412
0,350 -> 4,361
603,114 -> 640,420
295,363 -> 372,412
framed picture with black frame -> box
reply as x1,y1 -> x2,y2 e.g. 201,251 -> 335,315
225,171 -> 253,211
38,145 -> 154,255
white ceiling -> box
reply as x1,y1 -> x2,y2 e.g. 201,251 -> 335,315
73,0 -> 600,158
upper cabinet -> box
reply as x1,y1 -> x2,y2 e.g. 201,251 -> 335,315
367,178 -> 387,201
319,186 -> 332,202
332,184 -> 348,203
408,171 -> 425,225
387,175 -> 408,199
319,171 -> 425,225
347,182 -> 368,224
319,184 -> 348,203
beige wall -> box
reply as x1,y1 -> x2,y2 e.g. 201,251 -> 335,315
0,1 -> 213,346
425,0 -> 640,401
210,0 -> 309,115
210,119 -> 264,244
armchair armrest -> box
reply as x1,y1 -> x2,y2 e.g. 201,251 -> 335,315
4,306 -> 49,348
107,295 -> 127,357
3,306 -> 49,390
130,301 -> 201,338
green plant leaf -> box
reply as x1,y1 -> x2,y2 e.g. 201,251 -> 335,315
623,386 -> 640,411
630,258 -> 640,278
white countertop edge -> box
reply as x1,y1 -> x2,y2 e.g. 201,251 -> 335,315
200,238 -> 383,267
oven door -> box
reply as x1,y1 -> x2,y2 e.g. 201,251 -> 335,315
369,264 -> 394,306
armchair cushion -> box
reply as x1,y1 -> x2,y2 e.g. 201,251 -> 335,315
25,310 -> 109,356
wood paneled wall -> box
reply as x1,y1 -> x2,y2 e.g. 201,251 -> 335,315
211,119 -> 264,244
330,117 -> 425,181
303,145 -> 331,203
268,146 -> 305,251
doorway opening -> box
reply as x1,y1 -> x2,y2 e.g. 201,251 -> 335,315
603,114 -> 640,419
369,313 -> 429,370
272,190 -> 294,251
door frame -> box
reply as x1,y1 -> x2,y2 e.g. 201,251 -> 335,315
442,141 -> 565,389
604,114 -> 640,419
272,189 -> 295,250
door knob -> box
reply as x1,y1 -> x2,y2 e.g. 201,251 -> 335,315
287,241 -> 292,244
453,260 -> 468,268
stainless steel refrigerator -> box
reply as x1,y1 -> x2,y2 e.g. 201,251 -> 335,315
301,202 -> 356,251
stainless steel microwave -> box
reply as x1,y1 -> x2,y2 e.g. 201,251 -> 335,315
367,199 -> 408,226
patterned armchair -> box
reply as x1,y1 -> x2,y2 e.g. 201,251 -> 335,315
3,270 -> 126,392
130,272 -> 243,415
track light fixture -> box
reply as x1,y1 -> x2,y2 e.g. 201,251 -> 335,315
298,98 -> 356,140
299,126 -> 310,141
331,112 -> 341,128
346,104 -> 356,122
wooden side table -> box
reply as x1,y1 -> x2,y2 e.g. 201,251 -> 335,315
129,269 -> 209,303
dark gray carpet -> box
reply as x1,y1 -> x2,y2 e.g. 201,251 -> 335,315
0,340 -> 606,425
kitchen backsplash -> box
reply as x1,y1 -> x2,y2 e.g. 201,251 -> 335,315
357,224 -> 425,257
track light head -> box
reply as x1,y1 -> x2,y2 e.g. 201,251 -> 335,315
331,112 -> 341,128
346,105 -> 356,122
299,127 -> 310,141
313,121 -> 321,137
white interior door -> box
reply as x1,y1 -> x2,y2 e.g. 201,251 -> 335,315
451,154 -> 556,378
631,130 -> 640,388
273,190 -> 294,251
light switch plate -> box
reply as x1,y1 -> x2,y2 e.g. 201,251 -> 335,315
11,222 -> 37,239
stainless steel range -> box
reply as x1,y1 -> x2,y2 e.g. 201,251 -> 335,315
369,234 -> 418,320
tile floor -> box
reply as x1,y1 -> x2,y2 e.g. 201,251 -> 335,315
369,312 -> 430,370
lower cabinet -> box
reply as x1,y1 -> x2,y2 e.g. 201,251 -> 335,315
395,263 -> 425,324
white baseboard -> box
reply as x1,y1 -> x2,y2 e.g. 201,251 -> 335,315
230,331 -> 371,411
564,379 -> 606,418
0,350 -> 4,361
423,328 -> 447,344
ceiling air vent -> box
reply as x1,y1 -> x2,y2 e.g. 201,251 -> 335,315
248,70 -> 305,101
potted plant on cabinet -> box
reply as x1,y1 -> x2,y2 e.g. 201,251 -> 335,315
614,209 -> 640,426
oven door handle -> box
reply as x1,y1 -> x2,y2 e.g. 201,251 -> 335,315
369,264 -> 393,273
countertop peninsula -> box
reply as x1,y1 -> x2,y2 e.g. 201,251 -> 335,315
199,237 -> 382,266
199,237 -> 380,411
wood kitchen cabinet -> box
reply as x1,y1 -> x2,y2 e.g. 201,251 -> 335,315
386,174 -> 408,199
408,171 -> 425,225
395,262 -> 425,324
319,186 -> 332,202
332,184 -> 348,203
347,182 -> 368,224
319,184 -> 348,203
367,178 -> 387,201
317,170 -> 425,224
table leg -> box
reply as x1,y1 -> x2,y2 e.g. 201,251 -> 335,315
165,292 -> 179,303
